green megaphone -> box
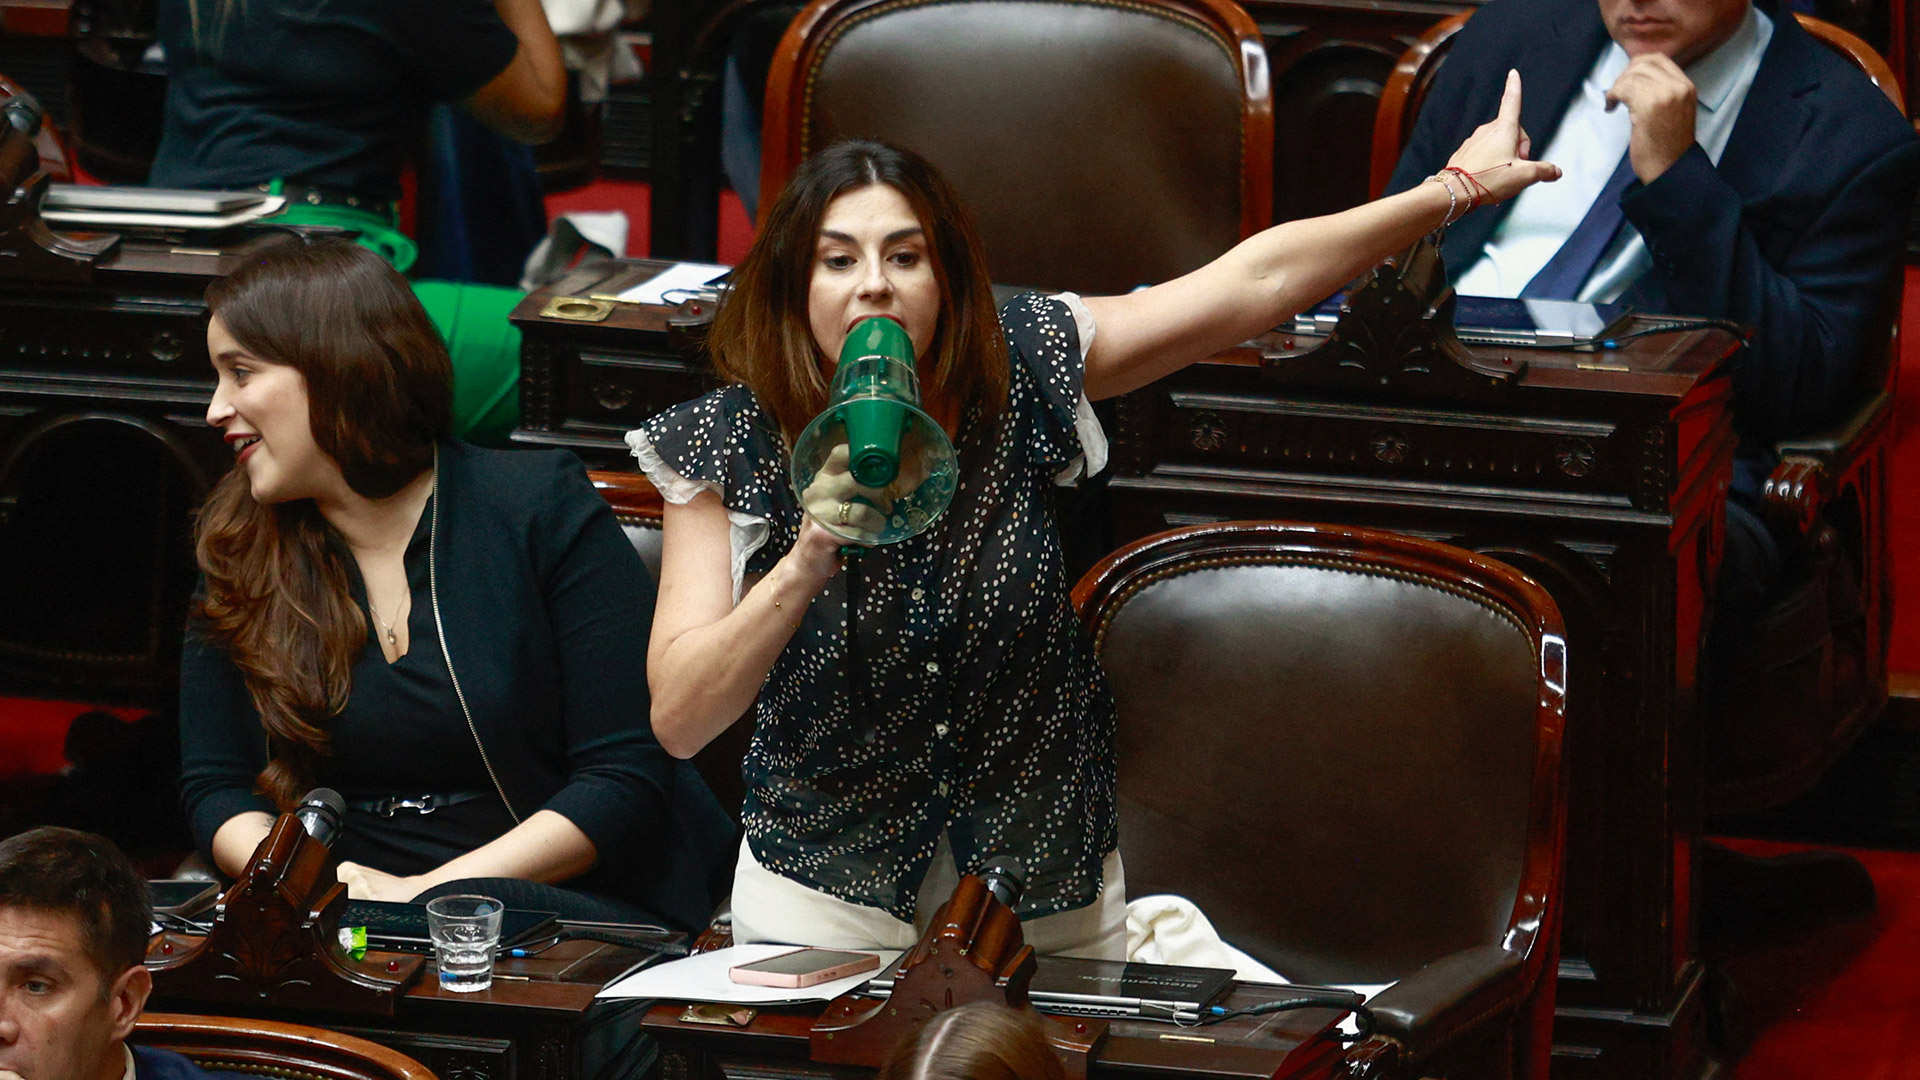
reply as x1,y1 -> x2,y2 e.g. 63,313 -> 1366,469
790,316 -> 959,545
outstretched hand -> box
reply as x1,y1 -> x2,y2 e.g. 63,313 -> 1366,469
1443,69 -> 1562,206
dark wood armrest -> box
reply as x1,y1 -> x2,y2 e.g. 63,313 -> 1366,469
589,469 -> 665,520
1762,388 -> 1893,534
1356,944 -> 1525,1068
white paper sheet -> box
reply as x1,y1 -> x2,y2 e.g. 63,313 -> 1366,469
596,944 -> 901,1003
617,262 -> 729,306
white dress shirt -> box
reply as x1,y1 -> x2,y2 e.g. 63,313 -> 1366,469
1454,4 -> 1774,302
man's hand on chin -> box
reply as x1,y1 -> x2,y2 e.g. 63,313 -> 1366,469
1607,53 -> 1699,183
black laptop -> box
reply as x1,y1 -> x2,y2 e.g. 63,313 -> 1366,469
865,955 -> 1236,1021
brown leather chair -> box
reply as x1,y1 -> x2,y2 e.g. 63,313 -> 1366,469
1367,13 -> 1902,819
758,0 -> 1273,294
1074,521 -> 1567,1080
133,1013 -> 437,1079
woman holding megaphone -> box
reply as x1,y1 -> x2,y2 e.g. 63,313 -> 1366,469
636,79 -> 1555,955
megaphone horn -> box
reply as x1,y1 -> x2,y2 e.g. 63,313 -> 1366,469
790,317 -> 959,545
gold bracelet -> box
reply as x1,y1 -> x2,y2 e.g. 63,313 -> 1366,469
770,595 -> 804,630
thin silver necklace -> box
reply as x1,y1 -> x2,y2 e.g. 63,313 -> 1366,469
365,470 -> 430,647
367,593 -> 405,646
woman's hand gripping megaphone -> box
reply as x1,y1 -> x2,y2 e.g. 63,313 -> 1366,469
801,443 -> 892,542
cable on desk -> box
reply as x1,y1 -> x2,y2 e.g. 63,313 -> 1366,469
1466,316 -> 1752,353
1183,990 -> 1376,1044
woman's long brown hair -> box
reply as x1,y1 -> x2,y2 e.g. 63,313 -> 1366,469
708,140 -> 1008,442
193,239 -> 452,809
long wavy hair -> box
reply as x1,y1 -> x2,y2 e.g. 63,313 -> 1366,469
708,140 -> 1008,442
193,238 -> 452,809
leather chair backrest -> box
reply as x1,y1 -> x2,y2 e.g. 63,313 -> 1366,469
762,0 -> 1273,295
1079,522 -> 1565,986
135,1013 -> 436,1080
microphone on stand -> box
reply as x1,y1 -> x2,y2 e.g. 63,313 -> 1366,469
977,856 -> 1027,910
294,788 -> 345,848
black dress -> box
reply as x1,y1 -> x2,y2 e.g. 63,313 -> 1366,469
179,441 -> 734,930
631,294 -> 1118,922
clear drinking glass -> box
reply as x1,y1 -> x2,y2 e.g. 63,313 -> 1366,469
425,894 -> 503,992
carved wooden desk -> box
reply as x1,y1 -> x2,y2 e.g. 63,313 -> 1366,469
148,930 -> 658,1080
511,259 -> 716,468
642,982 -> 1349,1080
1105,316 -> 1739,1080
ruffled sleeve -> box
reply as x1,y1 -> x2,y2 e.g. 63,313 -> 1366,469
1000,292 -> 1109,485
627,386 -> 795,602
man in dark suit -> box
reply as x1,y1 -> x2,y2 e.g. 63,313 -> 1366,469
1389,0 -> 1920,932
1387,0 -> 1919,718
0,828 -> 210,1080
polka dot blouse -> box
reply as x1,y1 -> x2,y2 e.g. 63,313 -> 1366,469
632,294 -> 1118,921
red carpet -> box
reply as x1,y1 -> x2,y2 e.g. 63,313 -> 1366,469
1718,837 -> 1920,1078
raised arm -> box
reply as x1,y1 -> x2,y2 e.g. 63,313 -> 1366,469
1081,69 -> 1558,400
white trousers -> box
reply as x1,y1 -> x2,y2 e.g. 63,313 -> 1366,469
729,834 -> 1128,959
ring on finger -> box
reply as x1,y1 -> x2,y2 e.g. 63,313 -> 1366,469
838,500 -> 852,525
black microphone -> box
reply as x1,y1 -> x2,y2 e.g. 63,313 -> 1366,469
977,856 -> 1027,910
294,788 -> 345,848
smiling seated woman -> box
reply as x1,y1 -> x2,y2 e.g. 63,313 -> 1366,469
178,238 -> 733,931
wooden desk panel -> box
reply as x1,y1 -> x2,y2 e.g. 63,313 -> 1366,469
150,933 -> 659,1080
642,982 -> 1348,1080
512,260 -> 717,466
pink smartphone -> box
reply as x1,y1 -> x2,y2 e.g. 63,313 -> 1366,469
727,948 -> 882,988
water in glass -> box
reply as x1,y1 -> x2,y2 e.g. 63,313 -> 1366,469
433,922 -> 496,991
425,894 -> 502,993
